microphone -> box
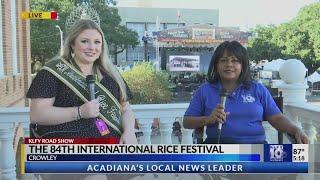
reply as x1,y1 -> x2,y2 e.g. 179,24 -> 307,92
217,89 -> 228,144
86,75 -> 96,101
86,75 -> 110,136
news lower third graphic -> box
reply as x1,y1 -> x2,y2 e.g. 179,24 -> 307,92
20,11 -> 58,20
264,144 -> 308,163
21,138 -> 309,174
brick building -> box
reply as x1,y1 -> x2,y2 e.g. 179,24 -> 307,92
0,0 -> 31,107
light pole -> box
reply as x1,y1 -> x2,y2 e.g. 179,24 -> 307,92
55,25 -> 63,56
142,35 -> 148,61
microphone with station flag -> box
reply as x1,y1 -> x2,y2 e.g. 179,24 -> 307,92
217,89 -> 228,144
86,75 -> 110,136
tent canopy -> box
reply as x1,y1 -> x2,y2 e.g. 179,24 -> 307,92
263,59 -> 285,71
307,71 -> 320,83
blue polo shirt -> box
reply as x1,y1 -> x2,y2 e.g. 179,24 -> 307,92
184,81 -> 281,143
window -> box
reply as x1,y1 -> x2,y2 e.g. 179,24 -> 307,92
146,23 -> 156,35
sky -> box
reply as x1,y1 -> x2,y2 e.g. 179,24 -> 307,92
215,0 -> 316,29
116,0 -> 317,29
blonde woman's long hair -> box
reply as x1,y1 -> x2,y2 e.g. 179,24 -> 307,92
60,19 -> 128,101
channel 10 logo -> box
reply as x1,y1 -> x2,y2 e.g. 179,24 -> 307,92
269,145 -> 284,161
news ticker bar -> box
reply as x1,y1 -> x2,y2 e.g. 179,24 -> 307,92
21,138 -> 310,174
25,154 -> 260,162
24,162 -> 308,174
22,143 -> 309,162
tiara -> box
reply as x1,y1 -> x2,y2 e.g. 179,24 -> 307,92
65,3 -> 100,32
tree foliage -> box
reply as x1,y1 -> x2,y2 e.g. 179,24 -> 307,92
248,3 -> 320,73
121,63 -> 171,104
90,0 -> 139,65
247,25 -> 283,62
30,0 -> 73,63
30,0 -> 138,65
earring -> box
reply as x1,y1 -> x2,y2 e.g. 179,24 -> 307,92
71,51 -> 75,58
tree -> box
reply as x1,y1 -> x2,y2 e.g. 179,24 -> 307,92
90,0 -> 139,65
108,25 -> 139,65
75,0 -> 116,6
121,62 -> 171,104
30,0 -> 74,63
272,22 -> 315,69
248,3 -> 320,73
30,0 -> 138,66
247,25 -> 283,62
279,3 -> 320,73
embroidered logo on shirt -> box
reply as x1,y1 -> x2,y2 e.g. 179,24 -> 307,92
241,94 -> 255,103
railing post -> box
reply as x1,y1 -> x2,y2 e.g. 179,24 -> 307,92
0,122 -> 16,180
278,59 -> 308,104
278,83 -> 308,104
177,117 -> 193,144
301,120 -> 317,144
277,59 -> 310,143
262,122 -> 278,144
159,117 -> 174,144
136,118 -> 152,144
22,122 -> 30,137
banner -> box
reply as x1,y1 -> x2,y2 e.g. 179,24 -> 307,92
168,55 -> 200,72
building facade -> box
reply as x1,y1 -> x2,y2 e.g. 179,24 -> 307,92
115,2 -> 219,68
115,1 -> 250,73
0,0 -> 31,107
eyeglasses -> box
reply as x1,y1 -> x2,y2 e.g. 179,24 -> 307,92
219,56 -> 241,65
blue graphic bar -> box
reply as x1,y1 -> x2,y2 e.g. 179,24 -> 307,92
24,162 -> 308,173
26,154 -> 260,162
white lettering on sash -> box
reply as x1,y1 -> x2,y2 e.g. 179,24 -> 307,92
56,62 -> 69,72
98,95 -> 119,122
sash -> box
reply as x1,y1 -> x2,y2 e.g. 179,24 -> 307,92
42,58 -> 122,136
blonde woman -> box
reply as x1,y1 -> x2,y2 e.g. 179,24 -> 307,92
27,19 -> 137,144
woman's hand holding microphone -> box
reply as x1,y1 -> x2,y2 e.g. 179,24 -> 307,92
78,99 -> 100,119
204,104 -> 229,126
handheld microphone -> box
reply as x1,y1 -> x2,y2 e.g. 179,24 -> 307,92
217,89 -> 228,143
86,75 -> 96,101
86,75 -> 110,136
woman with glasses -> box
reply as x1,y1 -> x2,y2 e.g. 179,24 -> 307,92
183,41 -> 308,144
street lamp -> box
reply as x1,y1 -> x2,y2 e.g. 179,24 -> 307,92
142,31 -> 153,61
142,35 -> 148,61
55,25 -> 63,56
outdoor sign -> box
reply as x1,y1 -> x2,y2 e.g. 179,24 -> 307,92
168,55 -> 200,72
192,28 -> 215,40
153,24 -> 250,47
